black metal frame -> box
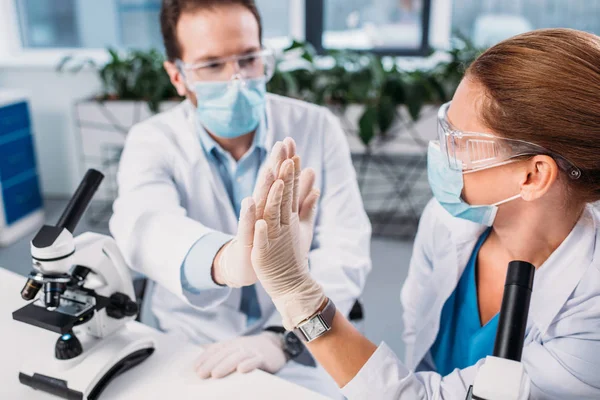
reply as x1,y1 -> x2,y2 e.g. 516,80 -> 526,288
305,0 -> 432,56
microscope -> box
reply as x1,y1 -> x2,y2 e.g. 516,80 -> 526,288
466,260 -> 535,400
12,169 -> 156,400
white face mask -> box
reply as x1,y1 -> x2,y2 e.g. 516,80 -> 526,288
427,142 -> 521,226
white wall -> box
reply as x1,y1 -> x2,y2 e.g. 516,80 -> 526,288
0,68 -> 101,196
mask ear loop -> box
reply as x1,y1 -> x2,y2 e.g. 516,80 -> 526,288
491,193 -> 522,207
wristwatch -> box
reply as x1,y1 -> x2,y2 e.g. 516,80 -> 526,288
263,326 -> 316,367
293,298 -> 336,343
264,326 -> 304,359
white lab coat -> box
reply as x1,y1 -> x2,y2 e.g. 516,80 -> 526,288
109,95 -> 371,398
342,199 -> 600,399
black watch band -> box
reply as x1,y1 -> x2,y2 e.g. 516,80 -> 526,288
264,326 -> 286,335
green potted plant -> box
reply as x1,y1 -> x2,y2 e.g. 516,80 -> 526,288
268,34 -> 482,148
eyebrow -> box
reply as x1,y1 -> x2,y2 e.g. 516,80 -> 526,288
191,46 -> 261,64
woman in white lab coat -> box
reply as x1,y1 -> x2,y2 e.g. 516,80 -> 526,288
241,29 -> 600,399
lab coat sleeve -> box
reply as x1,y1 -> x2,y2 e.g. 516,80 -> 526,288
181,232 -> 233,292
109,123 -> 232,310
341,342 -> 480,399
306,109 -> 372,319
341,332 -> 600,400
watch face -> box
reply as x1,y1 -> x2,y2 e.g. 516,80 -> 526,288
303,317 -> 327,339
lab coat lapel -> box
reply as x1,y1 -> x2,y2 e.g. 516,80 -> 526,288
410,210 -> 487,370
527,205 -> 596,336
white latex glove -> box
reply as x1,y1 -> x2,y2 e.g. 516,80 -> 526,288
215,140 -> 292,288
194,332 -> 287,379
250,158 -> 325,331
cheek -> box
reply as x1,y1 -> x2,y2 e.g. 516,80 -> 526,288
462,165 -> 522,205
462,169 -> 504,205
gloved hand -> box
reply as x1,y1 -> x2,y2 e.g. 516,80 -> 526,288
250,158 -> 325,330
214,140 -> 292,288
217,138 -> 316,288
195,332 -> 287,379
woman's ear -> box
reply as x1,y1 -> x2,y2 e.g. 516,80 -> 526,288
520,155 -> 559,201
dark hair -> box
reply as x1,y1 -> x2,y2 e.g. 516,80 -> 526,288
466,28 -> 600,203
160,0 -> 263,61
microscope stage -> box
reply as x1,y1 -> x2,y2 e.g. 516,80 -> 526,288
13,299 -> 95,334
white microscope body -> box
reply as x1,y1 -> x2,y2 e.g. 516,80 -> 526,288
469,356 -> 530,400
13,170 -> 155,400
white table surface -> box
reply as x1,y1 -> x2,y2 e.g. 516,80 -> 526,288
0,267 -> 328,399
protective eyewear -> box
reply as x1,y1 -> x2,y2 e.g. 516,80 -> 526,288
176,48 -> 276,84
437,102 -> 581,179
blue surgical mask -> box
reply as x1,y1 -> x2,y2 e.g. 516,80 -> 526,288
193,77 -> 266,139
427,141 -> 521,226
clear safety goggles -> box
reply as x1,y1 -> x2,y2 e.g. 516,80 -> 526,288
176,48 -> 276,84
437,102 -> 581,179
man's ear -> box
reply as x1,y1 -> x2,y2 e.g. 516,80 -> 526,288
164,61 -> 188,97
520,155 -> 559,201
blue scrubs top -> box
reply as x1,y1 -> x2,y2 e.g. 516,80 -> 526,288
430,229 -> 499,376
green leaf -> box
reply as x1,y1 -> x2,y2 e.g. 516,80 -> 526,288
404,79 -> 426,121
426,75 -> 448,104
377,96 -> 396,135
381,76 -> 406,105
359,106 -> 377,147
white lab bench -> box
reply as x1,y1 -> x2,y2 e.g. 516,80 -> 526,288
0,267 -> 329,399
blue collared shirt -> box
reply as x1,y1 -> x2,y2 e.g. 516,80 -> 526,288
181,118 -> 267,293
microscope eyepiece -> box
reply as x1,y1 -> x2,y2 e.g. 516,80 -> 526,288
21,279 -> 42,301
44,282 -> 67,310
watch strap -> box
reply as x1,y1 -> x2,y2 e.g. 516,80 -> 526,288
264,326 -> 286,334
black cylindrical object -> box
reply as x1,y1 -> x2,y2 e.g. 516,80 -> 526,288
21,278 -> 42,301
493,260 -> 535,362
56,169 -> 104,233
71,265 -> 91,285
44,281 -> 66,310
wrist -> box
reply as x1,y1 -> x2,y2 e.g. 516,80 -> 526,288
211,241 -> 230,286
271,276 -> 326,331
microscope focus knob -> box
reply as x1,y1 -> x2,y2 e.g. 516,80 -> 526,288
106,293 -> 139,319
55,332 -> 83,360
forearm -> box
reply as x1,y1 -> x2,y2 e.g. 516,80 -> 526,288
306,310 -> 377,387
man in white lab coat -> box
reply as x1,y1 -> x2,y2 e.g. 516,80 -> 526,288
109,0 -> 371,396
